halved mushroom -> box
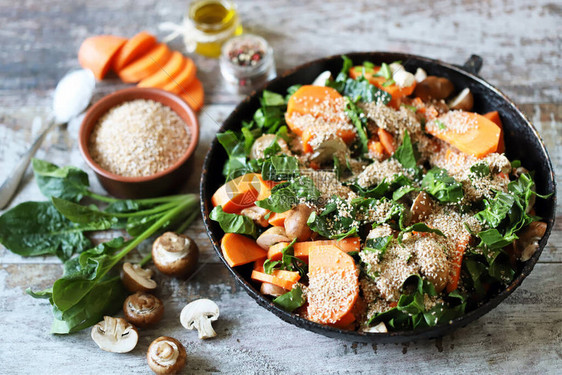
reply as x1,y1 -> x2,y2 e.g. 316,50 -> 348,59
147,336 -> 187,375
516,221 -> 547,261
447,88 -> 474,111
121,262 -> 157,293
414,76 -> 455,101
393,70 -> 415,88
240,205 -> 269,227
310,136 -> 348,164
256,226 -> 290,250
91,316 -> 138,353
250,134 -> 289,160
414,67 -> 427,83
152,232 -> 199,278
260,282 -> 287,297
311,71 -> 332,86
410,191 -> 433,224
180,299 -> 220,339
123,292 -> 164,327
362,321 -> 388,333
284,204 -> 313,241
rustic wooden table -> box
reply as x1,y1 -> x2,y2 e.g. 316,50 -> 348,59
0,0 -> 560,373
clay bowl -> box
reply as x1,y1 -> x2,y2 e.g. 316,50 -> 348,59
79,87 -> 199,199
200,52 -> 556,343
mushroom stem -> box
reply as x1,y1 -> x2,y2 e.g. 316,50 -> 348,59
193,316 -> 217,339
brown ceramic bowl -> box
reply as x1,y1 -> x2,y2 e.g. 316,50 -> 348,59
79,87 -> 199,199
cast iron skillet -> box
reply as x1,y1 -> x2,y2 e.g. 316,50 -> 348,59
200,52 -> 556,343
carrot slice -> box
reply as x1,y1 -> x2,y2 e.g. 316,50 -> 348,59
349,66 -> 416,108
483,111 -> 505,154
377,128 -> 396,155
137,51 -> 186,88
251,261 -> 301,290
329,311 -> 356,329
78,35 -> 127,80
307,245 -> 359,324
268,210 -> 291,227
161,57 -> 197,94
178,79 -> 205,112
118,43 -> 172,83
221,233 -> 267,267
211,173 -> 271,214
446,235 -> 470,293
113,31 -> 157,72
426,111 -> 501,158
267,237 -> 361,263
368,138 -> 387,159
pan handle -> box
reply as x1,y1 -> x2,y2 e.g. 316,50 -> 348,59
459,54 -> 483,75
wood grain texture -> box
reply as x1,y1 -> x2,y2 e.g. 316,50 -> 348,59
0,0 -> 560,373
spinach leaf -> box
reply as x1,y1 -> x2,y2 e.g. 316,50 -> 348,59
262,90 -> 285,106
261,155 -> 300,181
263,239 -> 307,277
363,235 -> 393,260
273,284 -> 306,312
210,206 -> 257,238
392,185 -> 417,201
421,168 -> 464,203
393,130 -> 418,169
52,197 -> 117,228
217,130 -> 257,181
256,176 -> 320,213
344,97 -> 370,154
398,222 -> 445,243
0,201 -> 98,260
469,162 -> 491,178
285,85 -> 302,101
32,159 -> 90,202
307,197 -> 359,239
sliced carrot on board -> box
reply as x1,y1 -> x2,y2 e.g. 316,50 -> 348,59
483,111 -> 505,154
221,233 -> 267,267
113,31 -> 157,72
426,111 -> 501,158
268,210 -> 291,227
377,128 -> 396,155
307,245 -> 359,324
161,57 -> 197,94
446,235 -> 471,293
118,43 -> 172,83
78,35 -> 127,80
211,173 -> 271,214
179,79 -> 205,112
137,51 -> 186,88
268,237 -> 361,262
251,261 -> 301,290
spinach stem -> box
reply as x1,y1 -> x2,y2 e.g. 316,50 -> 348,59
109,201 -> 179,218
139,252 -> 152,267
175,210 -> 199,234
87,191 -> 187,205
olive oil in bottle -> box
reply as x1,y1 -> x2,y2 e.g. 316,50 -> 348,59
188,0 -> 243,58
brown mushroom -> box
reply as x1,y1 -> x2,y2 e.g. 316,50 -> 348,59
147,336 -> 187,375
121,262 -> 157,293
515,221 -> 547,261
284,204 -> 313,241
414,76 -> 455,101
410,191 -> 433,224
256,226 -> 290,250
447,88 -> 474,111
250,134 -> 289,160
260,282 -> 287,297
152,232 -> 199,278
240,205 -> 269,227
123,292 -> 164,327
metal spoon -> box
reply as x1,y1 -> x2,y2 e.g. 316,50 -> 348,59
0,69 -> 95,209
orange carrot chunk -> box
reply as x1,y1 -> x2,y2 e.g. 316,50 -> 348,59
329,311 -> 356,329
251,260 -> 301,290
447,235 -> 470,293
221,233 -> 267,267
161,57 -> 197,94
267,237 -> 361,262
113,31 -> 157,72
211,173 -> 271,214
118,43 -> 172,83
268,210 -> 292,227
307,245 -> 359,324
179,78 -> 205,112
426,111 -> 501,158
483,111 -> 505,154
78,35 -> 127,80
137,51 -> 186,89
377,128 -> 396,155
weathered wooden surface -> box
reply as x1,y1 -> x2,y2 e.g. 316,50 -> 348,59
0,0 -> 560,374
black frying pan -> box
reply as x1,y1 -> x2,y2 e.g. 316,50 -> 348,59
200,52 -> 556,343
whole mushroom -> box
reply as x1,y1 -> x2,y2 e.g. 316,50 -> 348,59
123,292 -> 165,327
91,316 -> 138,353
152,232 -> 199,278
147,336 -> 187,375
284,204 -> 313,241
180,299 -> 220,339
121,262 -> 157,293
516,221 -> 547,261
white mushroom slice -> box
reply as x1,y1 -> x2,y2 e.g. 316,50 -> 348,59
389,62 -> 405,75
91,316 -> 138,353
241,205 -> 270,227
284,204 -> 314,241
180,299 -> 220,339
260,282 -> 287,297
152,232 -> 199,278
393,70 -> 415,88
256,226 -> 290,250
414,67 -> 427,83
447,88 -> 474,111
147,336 -> 187,375
311,71 -> 332,86
362,322 -> 388,333
250,134 -> 289,160
121,262 -> 157,292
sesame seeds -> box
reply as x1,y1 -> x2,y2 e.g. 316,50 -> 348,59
89,99 -> 190,177
356,158 -> 403,188
426,110 -> 478,135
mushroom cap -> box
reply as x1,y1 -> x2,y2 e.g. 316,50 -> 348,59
152,232 -> 199,278
91,316 -> 138,353
256,226 -> 290,250
147,336 -> 187,375
121,262 -> 157,293
123,292 -> 164,327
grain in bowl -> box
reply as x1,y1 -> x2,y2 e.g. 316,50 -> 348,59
88,99 -> 191,177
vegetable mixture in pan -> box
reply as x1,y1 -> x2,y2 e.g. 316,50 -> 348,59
210,57 -> 549,332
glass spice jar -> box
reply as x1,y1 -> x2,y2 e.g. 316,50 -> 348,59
220,34 -> 276,95
187,0 -> 243,58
